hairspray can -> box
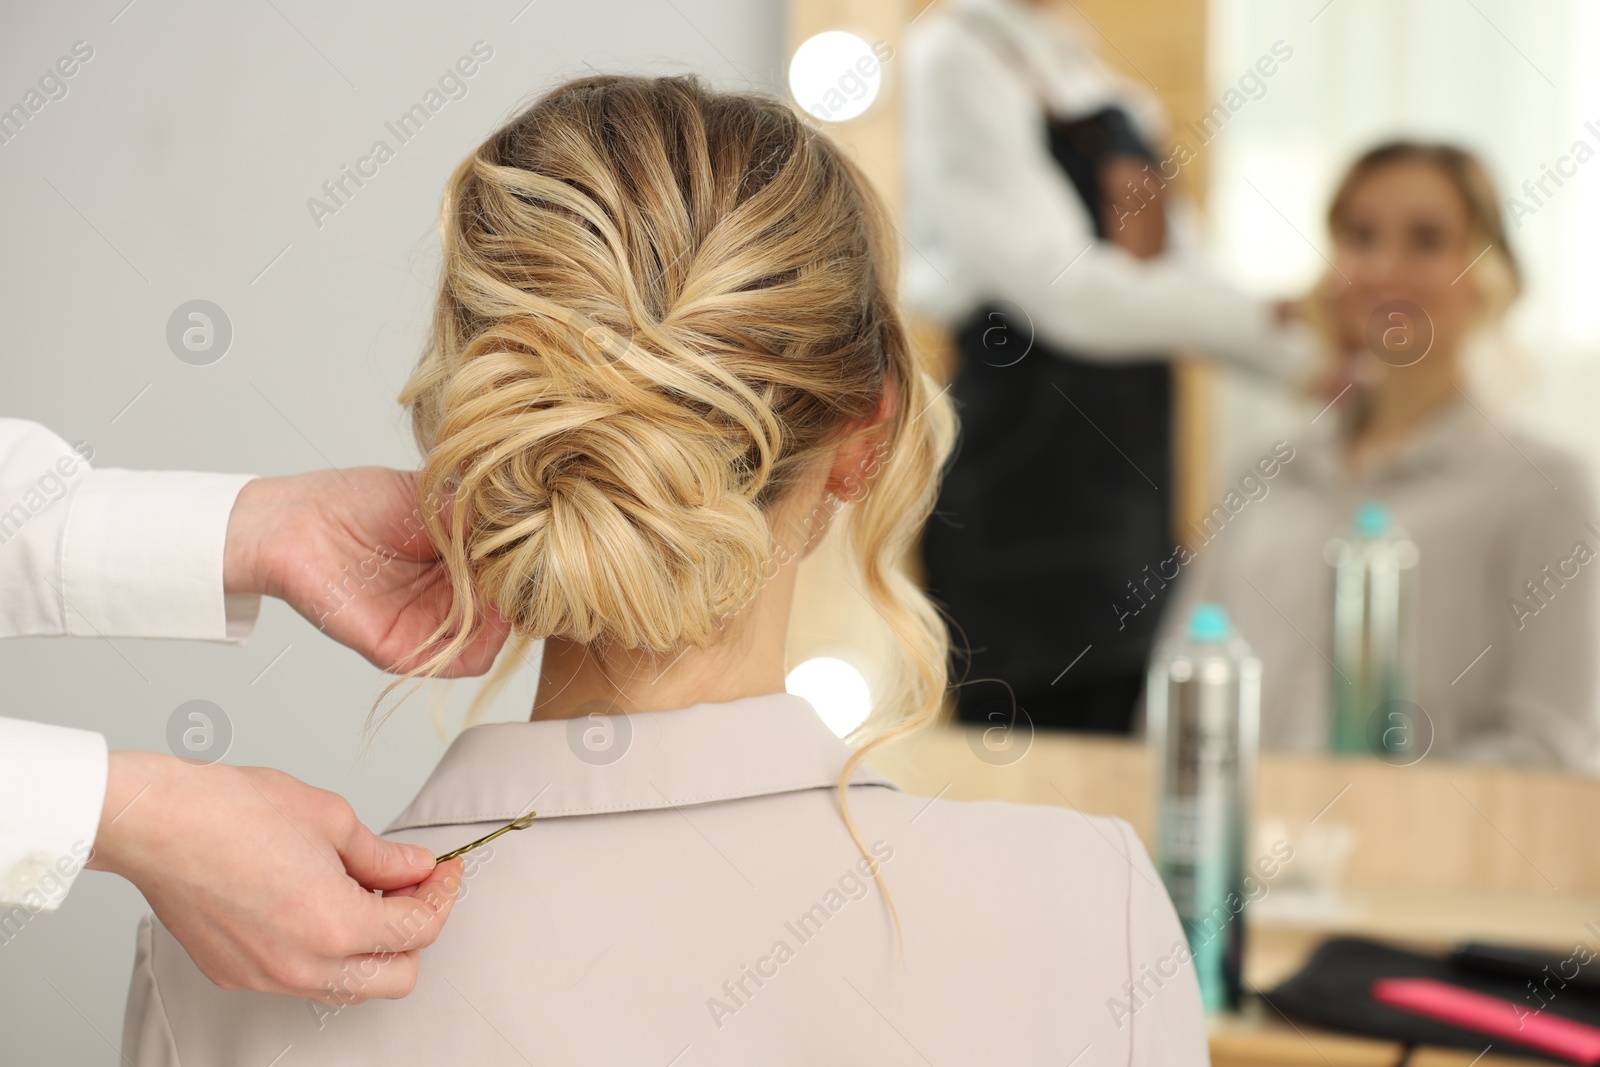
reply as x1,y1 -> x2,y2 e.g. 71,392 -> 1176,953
1147,603 -> 1261,1013
1326,500 -> 1420,757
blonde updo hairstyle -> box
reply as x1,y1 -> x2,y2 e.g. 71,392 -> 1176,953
394,74 -> 958,921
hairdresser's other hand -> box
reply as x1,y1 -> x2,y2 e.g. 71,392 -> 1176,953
88,750 -> 463,1001
224,468 -> 510,677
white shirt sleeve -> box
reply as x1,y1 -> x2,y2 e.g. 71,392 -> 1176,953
0,417 -> 259,911
902,18 -> 1316,385
0,720 -> 103,918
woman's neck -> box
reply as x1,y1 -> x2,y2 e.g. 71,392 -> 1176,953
529,549 -> 798,721
1343,355 -> 1465,472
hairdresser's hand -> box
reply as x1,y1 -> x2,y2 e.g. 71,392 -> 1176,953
224,468 -> 510,677
1309,335 -> 1389,412
1272,298 -> 1301,329
88,750 -> 464,1001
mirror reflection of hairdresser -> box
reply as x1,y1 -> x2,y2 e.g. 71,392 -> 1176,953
1163,143 -> 1599,769
905,0 -> 1315,734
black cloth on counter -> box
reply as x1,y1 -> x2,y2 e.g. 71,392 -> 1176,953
1264,936 -> 1600,1063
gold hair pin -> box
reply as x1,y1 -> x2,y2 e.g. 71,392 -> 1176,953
434,811 -> 538,863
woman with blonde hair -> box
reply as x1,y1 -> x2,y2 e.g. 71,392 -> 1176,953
1160,141 -> 1598,768
122,75 -> 1205,1064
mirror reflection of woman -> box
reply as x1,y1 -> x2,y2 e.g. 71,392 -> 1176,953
904,0 -> 1315,737
1164,142 -> 1598,769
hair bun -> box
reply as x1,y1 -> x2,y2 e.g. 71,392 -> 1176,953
425,343 -> 771,652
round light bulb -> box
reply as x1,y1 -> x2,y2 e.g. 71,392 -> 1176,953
788,31 -> 882,123
786,655 -> 873,737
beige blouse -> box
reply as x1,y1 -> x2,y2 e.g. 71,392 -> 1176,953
1157,397 -> 1599,769
122,693 -> 1208,1065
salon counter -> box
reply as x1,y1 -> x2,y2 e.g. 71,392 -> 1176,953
868,725 -> 1599,1067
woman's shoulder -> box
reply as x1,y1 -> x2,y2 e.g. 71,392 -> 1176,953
1502,426 -> 1595,495
850,786 -> 1158,906
1458,416 -> 1598,534
845,786 -> 1206,1053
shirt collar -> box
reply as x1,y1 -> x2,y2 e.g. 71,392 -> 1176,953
1291,392 -> 1497,493
1378,394 -> 1498,480
385,692 -> 900,833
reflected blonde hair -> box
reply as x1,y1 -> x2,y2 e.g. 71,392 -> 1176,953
392,74 -> 958,943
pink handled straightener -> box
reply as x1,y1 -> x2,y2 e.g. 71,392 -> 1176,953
1373,977 -> 1600,1065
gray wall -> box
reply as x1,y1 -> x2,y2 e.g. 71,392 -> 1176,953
0,1 -> 784,1061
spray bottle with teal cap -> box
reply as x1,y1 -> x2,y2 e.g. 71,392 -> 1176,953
1147,602 -> 1261,1013
1325,499 -> 1419,756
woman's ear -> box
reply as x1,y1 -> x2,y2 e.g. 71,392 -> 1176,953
824,379 -> 897,502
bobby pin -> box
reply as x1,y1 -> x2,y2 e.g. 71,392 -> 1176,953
434,811 -> 538,863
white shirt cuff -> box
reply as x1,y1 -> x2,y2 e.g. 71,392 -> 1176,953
0,718 -> 105,915
1248,317 -> 1322,389
61,470 -> 261,642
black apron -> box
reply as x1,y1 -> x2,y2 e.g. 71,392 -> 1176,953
920,106 -> 1172,734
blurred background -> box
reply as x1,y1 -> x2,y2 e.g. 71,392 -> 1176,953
3,0 -> 1598,1063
